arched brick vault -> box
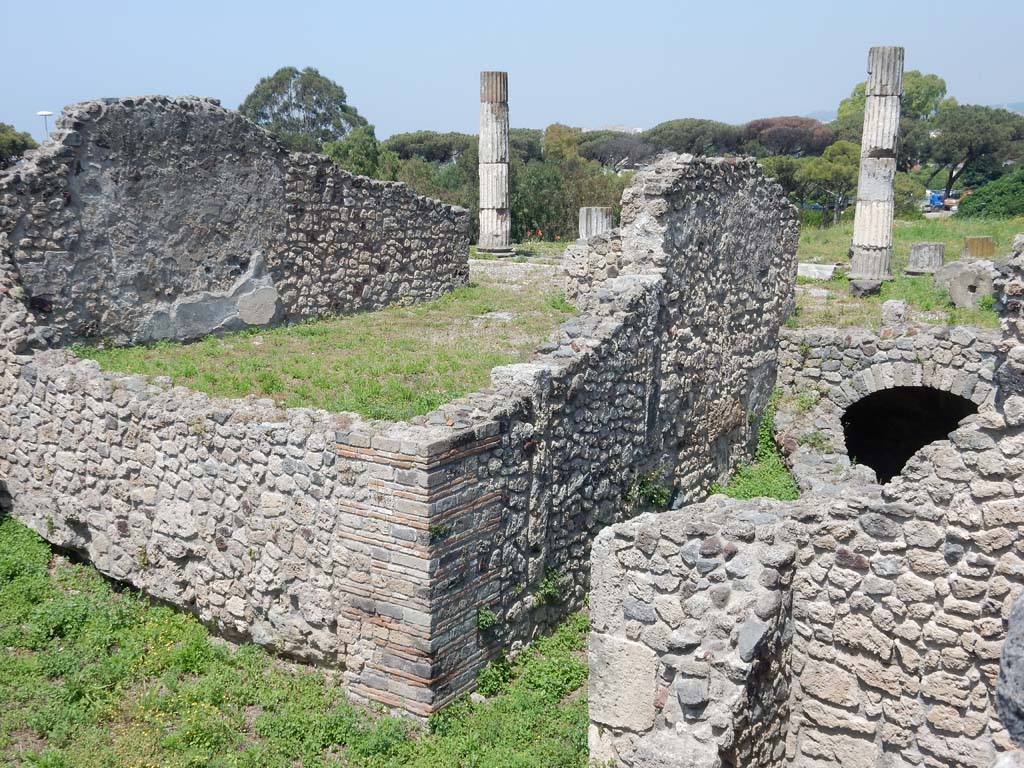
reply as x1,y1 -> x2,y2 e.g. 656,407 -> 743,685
774,327 -> 1004,485
830,360 -> 995,412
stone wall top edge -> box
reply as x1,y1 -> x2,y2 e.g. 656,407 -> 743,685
284,154 -> 471,215
1,95 -> 470,219
20,349 -> 358,432
18,310 -> 630,457
632,153 -> 799,219
780,324 -> 1002,344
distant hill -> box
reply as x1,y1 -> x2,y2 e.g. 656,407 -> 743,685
805,109 -> 837,123
990,102 -> 1024,114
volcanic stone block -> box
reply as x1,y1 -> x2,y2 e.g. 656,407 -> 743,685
588,634 -> 658,730
935,259 -> 998,309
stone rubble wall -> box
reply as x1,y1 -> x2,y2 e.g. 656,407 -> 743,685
775,325 -> 1001,491
0,349 -> 460,716
589,237 -> 1024,765
0,96 -> 469,349
588,496 -> 800,768
785,420 -> 1023,768
394,155 -> 798,706
0,153 -> 797,717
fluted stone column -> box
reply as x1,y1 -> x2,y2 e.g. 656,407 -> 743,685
478,71 -> 514,257
578,207 -> 612,242
905,242 -> 945,275
963,236 -> 996,259
849,46 -> 904,288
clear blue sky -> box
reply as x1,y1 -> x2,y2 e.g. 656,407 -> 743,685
2,0 -> 1021,142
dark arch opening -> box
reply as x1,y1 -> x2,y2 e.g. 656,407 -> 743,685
841,386 -> 979,484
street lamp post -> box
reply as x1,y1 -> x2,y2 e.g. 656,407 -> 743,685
36,110 -> 53,140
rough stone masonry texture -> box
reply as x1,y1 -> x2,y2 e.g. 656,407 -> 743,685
588,236 -> 1024,767
0,96 -> 470,348
0,152 -> 798,717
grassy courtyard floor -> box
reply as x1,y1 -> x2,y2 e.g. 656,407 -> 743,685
77,265 -> 573,422
796,216 -> 1023,272
0,514 -> 589,768
790,216 -> 1020,330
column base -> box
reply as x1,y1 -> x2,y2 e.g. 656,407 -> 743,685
476,247 -> 517,258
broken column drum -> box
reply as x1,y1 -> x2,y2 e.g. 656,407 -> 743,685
578,207 -> 613,242
963,236 -> 996,259
478,71 -> 514,256
849,46 -> 904,284
905,241 -> 945,275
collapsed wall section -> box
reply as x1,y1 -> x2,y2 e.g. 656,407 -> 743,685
0,96 -> 469,349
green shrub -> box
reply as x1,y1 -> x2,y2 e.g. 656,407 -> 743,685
0,514 -> 591,767
625,469 -> 672,510
957,168 -> 1024,217
709,393 -> 799,501
476,606 -> 499,632
535,570 -> 566,606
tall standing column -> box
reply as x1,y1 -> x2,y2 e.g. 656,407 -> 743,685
478,71 -> 514,257
849,46 -> 904,288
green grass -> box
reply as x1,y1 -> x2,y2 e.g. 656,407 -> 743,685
710,395 -> 799,501
797,216 -> 1024,271
0,514 -> 590,767
790,270 -> 1000,330
75,278 -> 575,422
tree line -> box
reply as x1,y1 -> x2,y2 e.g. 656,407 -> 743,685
239,67 -> 1022,234
3,66 -> 1022,234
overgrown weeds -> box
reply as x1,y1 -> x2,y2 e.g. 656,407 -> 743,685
709,394 -> 799,501
76,277 -> 576,422
0,515 -> 590,767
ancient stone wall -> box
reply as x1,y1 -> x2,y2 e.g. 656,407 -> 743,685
588,497 -> 798,768
588,238 -> 1024,767
775,325 -> 1001,491
0,96 -> 469,349
1,153 -> 797,716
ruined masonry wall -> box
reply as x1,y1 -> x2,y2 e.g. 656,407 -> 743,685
0,96 -> 469,348
588,241 -> 1024,767
589,420 -> 1024,768
775,325 -> 1001,491
0,154 -> 798,717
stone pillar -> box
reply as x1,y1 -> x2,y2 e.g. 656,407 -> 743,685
478,71 -> 514,257
849,46 -> 904,288
963,236 -> 996,259
905,242 -> 945,275
578,207 -> 612,242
